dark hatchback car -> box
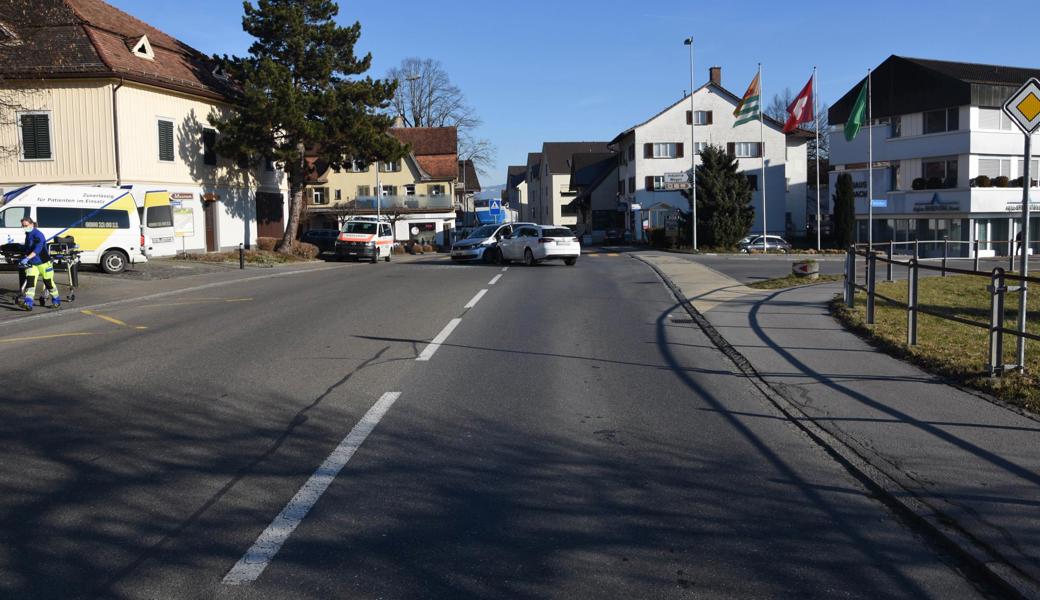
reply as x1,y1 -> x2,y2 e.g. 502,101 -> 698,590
300,229 -> 340,253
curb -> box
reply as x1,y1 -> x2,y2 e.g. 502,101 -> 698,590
632,253 -> 1036,600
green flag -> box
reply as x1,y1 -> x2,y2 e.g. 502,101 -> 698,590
844,80 -> 868,141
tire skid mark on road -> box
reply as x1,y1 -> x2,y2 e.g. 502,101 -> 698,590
223,391 -> 403,585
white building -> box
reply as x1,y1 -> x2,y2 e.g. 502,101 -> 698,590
0,0 -> 288,251
505,165 -> 529,222
829,55 -> 1040,256
610,67 -> 809,241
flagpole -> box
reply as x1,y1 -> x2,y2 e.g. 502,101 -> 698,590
867,67 -> 873,252
759,63 -> 767,252
814,66 -> 821,252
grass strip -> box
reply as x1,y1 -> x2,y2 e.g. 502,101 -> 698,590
748,274 -> 843,289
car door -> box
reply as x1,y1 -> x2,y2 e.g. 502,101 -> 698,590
379,223 -> 393,257
503,227 -> 526,259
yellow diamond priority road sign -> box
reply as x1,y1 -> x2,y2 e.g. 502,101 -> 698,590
1004,78 -> 1040,134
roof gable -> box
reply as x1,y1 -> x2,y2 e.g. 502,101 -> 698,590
0,0 -> 235,100
541,141 -> 611,174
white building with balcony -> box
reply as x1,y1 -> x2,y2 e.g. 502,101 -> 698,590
829,55 -> 1040,256
609,66 -> 809,241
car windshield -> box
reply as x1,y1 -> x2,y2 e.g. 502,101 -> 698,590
466,225 -> 499,239
343,222 -> 377,234
542,228 -> 574,238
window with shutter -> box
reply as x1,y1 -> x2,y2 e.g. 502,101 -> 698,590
19,113 -> 52,160
202,128 -> 217,166
158,119 -> 175,162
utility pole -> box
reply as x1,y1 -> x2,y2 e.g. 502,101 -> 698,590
684,36 -> 697,251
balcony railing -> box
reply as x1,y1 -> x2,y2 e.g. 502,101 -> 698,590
309,195 -> 454,212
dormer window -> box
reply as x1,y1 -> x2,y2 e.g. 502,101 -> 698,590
212,66 -> 231,82
0,21 -> 19,46
130,35 -> 154,60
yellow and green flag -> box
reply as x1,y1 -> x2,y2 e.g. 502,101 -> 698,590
733,72 -> 761,126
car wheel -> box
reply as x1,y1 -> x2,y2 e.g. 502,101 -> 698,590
564,257 -> 577,266
524,248 -> 535,266
385,251 -> 391,262
100,249 -> 127,274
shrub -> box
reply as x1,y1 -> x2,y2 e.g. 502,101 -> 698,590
290,242 -> 320,259
926,176 -> 944,189
648,228 -> 668,248
975,175 -> 992,188
994,176 -> 1010,188
911,178 -> 927,190
256,237 -> 279,251
421,243 -> 434,253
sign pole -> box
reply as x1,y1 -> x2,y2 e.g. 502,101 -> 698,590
867,68 -> 873,253
814,66 -> 821,252
759,63 -> 767,252
1018,134 -> 1031,370
687,37 -> 697,252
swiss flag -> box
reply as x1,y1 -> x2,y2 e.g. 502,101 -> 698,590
783,75 -> 814,133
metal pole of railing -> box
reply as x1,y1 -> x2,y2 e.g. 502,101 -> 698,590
974,239 -> 980,273
1009,238 -> 1015,272
914,239 -> 920,261
843,249 -> 850,305
887,240 -> 894,282
847,246 -> 856,309
988,268 -> 1006,377
942,237 -> 949,277
907,258 -> 919,346
866,251 -> 877,325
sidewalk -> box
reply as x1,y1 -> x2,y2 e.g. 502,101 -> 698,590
640,253 -> 1040,598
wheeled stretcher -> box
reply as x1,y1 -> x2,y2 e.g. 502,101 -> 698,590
1,236 -> 81,311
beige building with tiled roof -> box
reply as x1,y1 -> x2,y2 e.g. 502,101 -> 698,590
305,126 -> 461,248
0,0 -> 288,251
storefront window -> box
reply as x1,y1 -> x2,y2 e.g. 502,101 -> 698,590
409,222 -> 437,246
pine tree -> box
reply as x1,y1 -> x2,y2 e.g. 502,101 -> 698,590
210,0 -> 405,252
692,145 -> 754,248
833,173 -> 856,249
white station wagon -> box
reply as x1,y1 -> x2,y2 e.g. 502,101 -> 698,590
499,225 -> 580,266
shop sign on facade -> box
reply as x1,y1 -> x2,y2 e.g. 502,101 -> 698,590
913,193 -> 960,212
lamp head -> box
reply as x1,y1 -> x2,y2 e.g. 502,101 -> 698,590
683,37 -> 693,46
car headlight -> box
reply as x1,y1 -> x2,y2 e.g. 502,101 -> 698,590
367,241 -> 376,248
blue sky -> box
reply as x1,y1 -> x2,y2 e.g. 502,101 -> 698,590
113,0 -> 1036,186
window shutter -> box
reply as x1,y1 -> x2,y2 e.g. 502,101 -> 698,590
686,111 -> 692,125
676,143 -> 684,158
644,143 -> 652,159
158,120 -> 174,162
706,111 -> 713,125
726,142 -> 736,156
645,176 -> 654,191
21,114 -> 51,160
756,142 -> 763,158
202,128 -> 217,166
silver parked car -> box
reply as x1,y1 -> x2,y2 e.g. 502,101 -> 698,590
739,235 -> 792,253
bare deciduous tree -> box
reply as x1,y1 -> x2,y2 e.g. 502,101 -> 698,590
766,89 -> 829,162
387,57 -> 495,174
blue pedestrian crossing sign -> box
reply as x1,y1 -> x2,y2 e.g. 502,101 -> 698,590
489,199 -> 502,216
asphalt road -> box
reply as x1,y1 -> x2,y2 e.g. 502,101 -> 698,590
0,253 -> 990,598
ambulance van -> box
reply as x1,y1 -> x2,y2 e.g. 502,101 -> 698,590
120,185 -> 177,258
0,185 -> 147,273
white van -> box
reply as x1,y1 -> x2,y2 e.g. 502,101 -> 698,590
121,185 -> 177,258
0,184 -> 147,273
334,216 -> 394,263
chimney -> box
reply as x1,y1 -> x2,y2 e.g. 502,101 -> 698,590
709,66 -> 722,86
393,115 -> 405,128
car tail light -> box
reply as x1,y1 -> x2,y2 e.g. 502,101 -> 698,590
538,237 -> 553,244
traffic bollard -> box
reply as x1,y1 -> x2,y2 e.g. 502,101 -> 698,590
866,252 -> 877,325
239,243 -> 245,270
988,268 -> 1006,376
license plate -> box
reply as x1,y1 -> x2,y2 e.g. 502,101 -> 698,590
153,237 -> 174,244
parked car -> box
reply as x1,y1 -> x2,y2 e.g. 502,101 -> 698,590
499,224 -> 580,266
604,228 -> 624,244
451,222 -> 534,263
300,228 -> 339,253
739,235 -> 792,253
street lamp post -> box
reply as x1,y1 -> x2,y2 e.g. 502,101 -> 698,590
684,37 -> 697,251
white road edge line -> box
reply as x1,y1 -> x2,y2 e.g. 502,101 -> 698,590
416,318 -> 462,362
464,289 -> 488,309
488,274 -> 502,286
223,391 -> 403,586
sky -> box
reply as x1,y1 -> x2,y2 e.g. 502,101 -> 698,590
112,0 -> 1038,187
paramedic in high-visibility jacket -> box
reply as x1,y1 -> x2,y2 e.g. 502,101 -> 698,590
17,217 -> 60,310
